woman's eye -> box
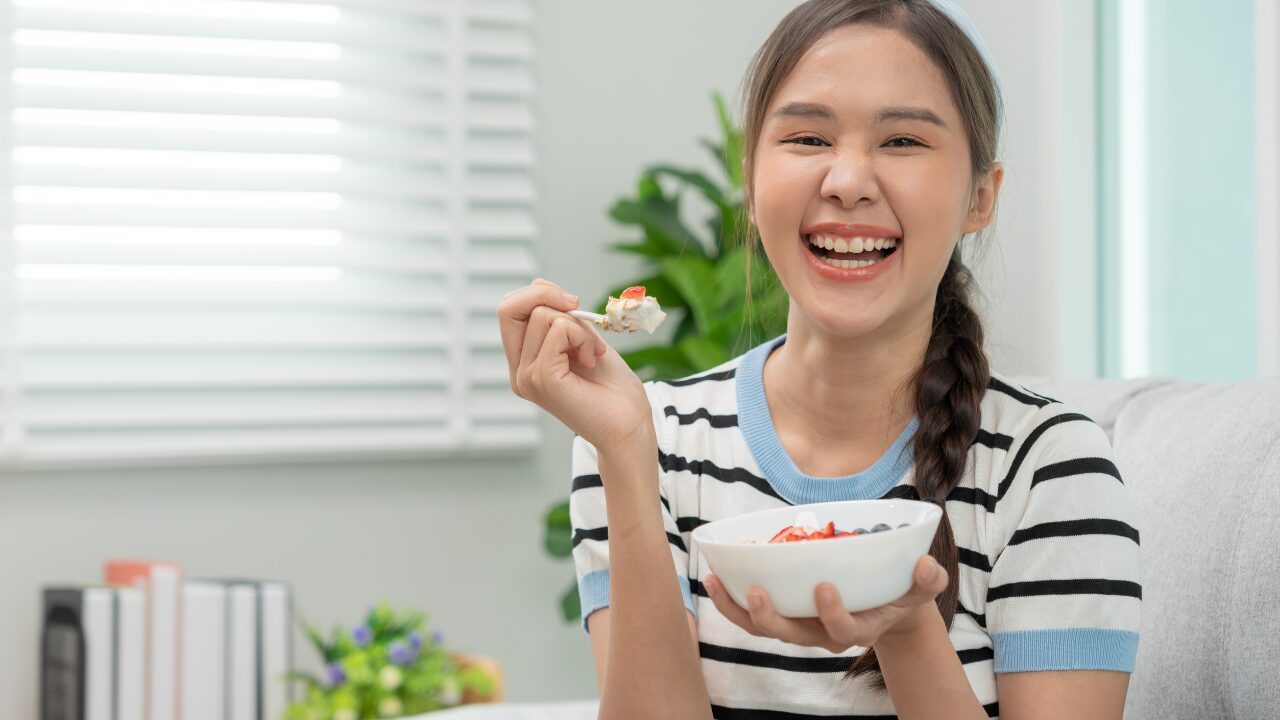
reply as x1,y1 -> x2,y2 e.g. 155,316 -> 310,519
782,135 -> 829,147
885,136 -> 925,148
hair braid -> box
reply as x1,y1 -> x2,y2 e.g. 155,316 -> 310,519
845,250 -> 991,690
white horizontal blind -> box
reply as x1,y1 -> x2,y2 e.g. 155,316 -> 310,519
1,0 -> 539,466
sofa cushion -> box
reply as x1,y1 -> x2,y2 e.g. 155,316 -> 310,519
1022,376 -> 1280,719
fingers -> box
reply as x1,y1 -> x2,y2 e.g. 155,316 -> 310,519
534,314 -> 598,377
812,583 -> 863,648
704,574 -> 761,637
891,556 -> 949,608
496,279 -> 580,382
706,573 -> 835,650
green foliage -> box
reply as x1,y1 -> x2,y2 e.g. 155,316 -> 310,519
540,93 -> 789,622
285,602 -> 494,720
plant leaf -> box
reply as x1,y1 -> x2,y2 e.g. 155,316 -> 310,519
560,582 -> 582,622
542,500 -> 573,558
677,335 -> 731,371
712,92 -> 745,191
659,256 -> 718,335
620,344 -> 698,381
648,165 -> 725,206
544,500 -> 570,530
608,184 -> 707,259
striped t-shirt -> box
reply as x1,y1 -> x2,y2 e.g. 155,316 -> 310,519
570,334 -> 1142,719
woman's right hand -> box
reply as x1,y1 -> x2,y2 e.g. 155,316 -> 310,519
497,278 -> 654,449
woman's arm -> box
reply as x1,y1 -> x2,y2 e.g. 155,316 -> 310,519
873,604 -> 989,720
591,428 -> 713,720
995,670 -> 1129,719
872,598 -> 1130,720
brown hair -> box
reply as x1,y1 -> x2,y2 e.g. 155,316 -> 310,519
738,0 -> 999,689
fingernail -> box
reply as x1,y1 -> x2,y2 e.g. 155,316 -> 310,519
562,292 -> 579,306
748,593 -> 763,610
923,558 -> 939,581
817,586 -> 834,605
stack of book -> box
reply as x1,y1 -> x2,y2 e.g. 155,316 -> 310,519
41,560 -> 293,720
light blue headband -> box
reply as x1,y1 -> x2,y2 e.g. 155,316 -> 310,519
920,0 -> 1004,133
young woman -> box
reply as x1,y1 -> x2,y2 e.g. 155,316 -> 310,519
497,1 -> 1141,717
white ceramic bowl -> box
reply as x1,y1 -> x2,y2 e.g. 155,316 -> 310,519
691,499 -> 942,618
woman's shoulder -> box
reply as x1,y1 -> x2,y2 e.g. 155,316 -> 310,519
977,370 -> 1117,499
638,351 -> 753,451
981,369 -> 1105,439
641,352 -> 749,408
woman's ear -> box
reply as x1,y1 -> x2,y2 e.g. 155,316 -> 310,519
962,161 -> 1003,234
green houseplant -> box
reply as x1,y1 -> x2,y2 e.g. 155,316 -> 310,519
541,94 -> 789,621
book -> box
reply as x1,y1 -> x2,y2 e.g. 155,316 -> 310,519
190,579 -> 294,720
105,561 -> 183,720
41,586 -> 145,720
181,582 -> 227,720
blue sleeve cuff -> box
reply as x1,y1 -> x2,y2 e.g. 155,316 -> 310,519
578,568 -> 696,633
992,628 -> 1139,672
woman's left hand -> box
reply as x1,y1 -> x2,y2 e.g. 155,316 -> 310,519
703,555 -> 949,653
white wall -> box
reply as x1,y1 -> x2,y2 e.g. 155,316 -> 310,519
0,1 -> 795,716
0,1 -> 1092,716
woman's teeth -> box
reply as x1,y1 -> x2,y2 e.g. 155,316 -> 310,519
805,234 -> 898,269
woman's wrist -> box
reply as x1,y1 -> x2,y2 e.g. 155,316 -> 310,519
595,420 -> 658,466
876,600 -> 943,647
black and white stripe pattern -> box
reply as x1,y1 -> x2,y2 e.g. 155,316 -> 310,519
570,344 -> 1141,717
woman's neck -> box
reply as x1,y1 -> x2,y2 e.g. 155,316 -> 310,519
762,306 -> 932,476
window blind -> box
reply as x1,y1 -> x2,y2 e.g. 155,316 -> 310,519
0,0 -> 539,466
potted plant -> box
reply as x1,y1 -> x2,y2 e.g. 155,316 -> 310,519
286,602 -> 499,719
541,93 -> 789,621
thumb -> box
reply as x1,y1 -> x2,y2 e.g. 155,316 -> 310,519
896,556 -> 948,607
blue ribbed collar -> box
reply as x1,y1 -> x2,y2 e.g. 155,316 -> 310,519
736,334 -> 919,505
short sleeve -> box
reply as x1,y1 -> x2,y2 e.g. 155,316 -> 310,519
986,408 -> 1142,673
568,384 -> 696,633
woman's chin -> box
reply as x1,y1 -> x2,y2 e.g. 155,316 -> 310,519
795,302 -> 891,340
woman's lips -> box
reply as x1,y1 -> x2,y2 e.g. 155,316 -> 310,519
799,231 -> 901,281
799,222 -> 902,239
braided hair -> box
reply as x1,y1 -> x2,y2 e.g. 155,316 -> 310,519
844,250 -> 989,689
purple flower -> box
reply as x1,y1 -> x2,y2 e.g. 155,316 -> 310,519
431,629 -> 444,646
408,632 -> 422,650
352,625 -> 372,646
389,641 -> 417,665
327,662 -> 346,686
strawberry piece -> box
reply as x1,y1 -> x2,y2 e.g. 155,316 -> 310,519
769,525 -> 798,543
820,521 -> 835,537
620,285 -> 647,300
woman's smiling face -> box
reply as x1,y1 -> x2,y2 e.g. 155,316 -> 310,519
749,23 -> 997,340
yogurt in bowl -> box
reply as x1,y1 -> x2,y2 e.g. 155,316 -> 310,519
691,499 -> 942,618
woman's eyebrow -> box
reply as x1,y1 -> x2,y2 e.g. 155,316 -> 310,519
771,101 -> 947,128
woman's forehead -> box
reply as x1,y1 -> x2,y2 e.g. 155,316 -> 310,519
768,24 -> 957,128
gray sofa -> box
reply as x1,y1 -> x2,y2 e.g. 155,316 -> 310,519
1028,375 -> 1280,719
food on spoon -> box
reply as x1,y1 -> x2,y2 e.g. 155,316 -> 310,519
602,285 -> 667,334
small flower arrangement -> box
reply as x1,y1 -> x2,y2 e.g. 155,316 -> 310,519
286,602 -> 496,720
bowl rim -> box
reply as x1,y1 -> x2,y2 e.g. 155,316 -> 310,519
690,498 -> 942,548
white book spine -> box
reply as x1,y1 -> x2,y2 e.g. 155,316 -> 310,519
181,583 -> 227,720
148,566 -> 182,720
258,584 -> 292,720
226,585 -> 258,720
82,589 -> 115,720
116,588 -> 146,720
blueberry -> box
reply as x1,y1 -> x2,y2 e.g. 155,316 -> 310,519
871,523 -> 892,533
853,528 -> 869,534
897,523 -> 910,529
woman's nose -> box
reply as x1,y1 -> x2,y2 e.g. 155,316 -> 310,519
819,151 -> 879,208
